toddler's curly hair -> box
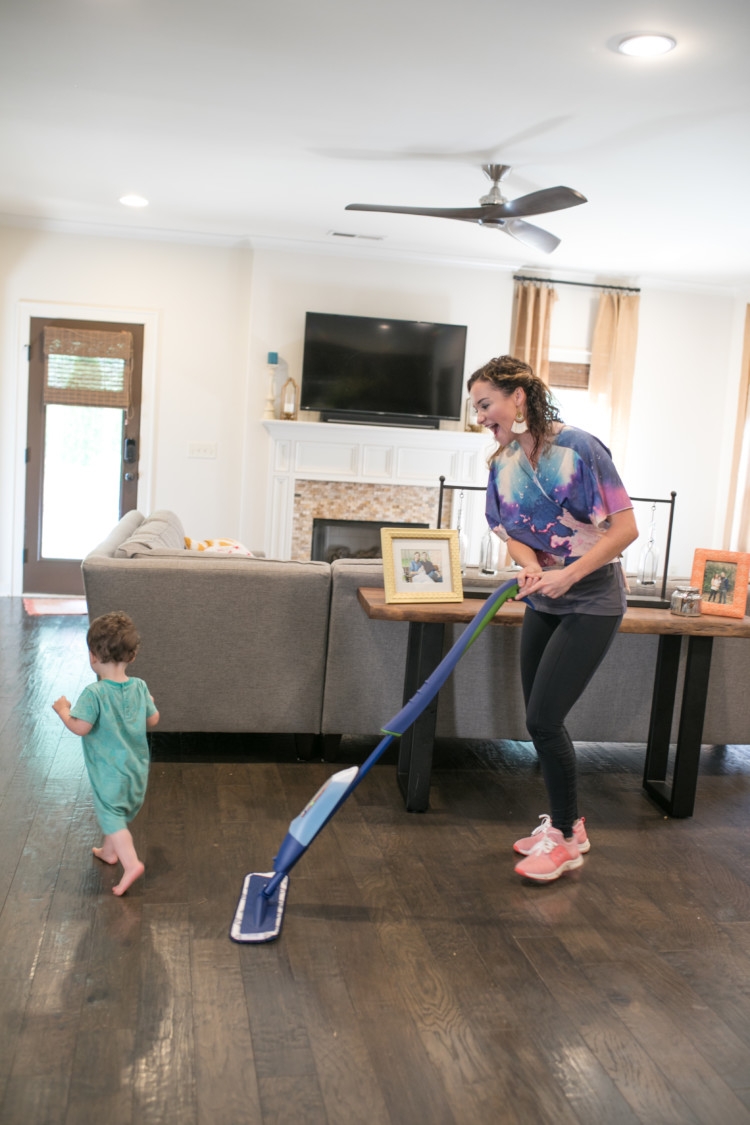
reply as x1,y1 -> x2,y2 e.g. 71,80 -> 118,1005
87,611 -> 140,664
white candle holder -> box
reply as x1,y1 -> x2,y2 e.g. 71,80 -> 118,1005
263,352 -> 279,420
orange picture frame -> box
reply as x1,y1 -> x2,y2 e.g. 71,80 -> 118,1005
690,548 -> 750,619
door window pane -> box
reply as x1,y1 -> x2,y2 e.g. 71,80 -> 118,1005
41,405 -> 123,559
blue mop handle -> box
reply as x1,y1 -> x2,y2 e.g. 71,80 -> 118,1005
339,576 -> 520,793
260,577 -> 521,901
376,576 -> 520,742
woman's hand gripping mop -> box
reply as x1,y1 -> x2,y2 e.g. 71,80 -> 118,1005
231,578 -> 520,943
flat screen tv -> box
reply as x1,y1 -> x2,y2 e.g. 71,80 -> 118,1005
300,311 -> 467,428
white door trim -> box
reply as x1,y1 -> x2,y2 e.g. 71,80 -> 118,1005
11,300 -> 160,596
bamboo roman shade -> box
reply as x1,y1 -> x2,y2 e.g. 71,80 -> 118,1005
548,361 -> 590,389
43,327 -> 133,408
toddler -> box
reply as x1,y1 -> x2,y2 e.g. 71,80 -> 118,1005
53,610 -> 159,895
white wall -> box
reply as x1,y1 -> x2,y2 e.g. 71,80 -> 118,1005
239,247 -> 514,551
625,284 -> 743,576
241,250 -> 748,574
0,226 -> 252,594
545,280 -> 748,575
1,225 -> 746,594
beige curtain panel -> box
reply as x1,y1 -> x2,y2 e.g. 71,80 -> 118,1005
510,280 -> 557,383
724,304 -> 750,551
588,290 -> 640,466
43,327 -> 133,408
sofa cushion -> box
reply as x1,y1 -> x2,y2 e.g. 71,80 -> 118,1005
82,551 -> 331,733
124,547 -> 261,560
86,509 -> 145,559
114,510 -> 185,557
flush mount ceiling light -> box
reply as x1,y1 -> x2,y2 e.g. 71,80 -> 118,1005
119,193 -> 149,208
615,33 -> 677,57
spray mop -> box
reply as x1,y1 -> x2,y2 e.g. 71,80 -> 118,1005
230,577 -> 520,943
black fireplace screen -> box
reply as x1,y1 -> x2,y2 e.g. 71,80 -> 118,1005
311,518 -> 429,563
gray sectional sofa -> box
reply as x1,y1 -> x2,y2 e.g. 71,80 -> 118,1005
82,510 -> 750,749
82,510 -> 331,738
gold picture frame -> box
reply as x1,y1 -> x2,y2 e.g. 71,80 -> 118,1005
690,548 -> 750,619
381,528 -> 464,604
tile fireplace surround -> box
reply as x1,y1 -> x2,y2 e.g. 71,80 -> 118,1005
263,420 -> 492,561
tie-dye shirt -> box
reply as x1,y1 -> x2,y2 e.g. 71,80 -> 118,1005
485,426 -> 632,614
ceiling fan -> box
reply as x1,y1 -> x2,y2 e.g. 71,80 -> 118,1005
346,164 -> 587,254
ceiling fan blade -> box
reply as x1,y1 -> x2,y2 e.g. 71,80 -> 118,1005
503,218 -> 561,254
498,185 -> 587,219
346,202 -> 495,221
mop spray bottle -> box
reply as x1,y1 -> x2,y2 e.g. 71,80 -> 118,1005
272,766 -> 359,873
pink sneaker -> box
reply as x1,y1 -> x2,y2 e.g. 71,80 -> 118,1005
514,829 -> 584,882
513,814 -> 590,856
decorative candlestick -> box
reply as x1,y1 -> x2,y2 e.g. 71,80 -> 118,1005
263,352 -> 279,420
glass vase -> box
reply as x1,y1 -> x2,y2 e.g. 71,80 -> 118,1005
637,544 -> 658,585
280,377 -> 298,420
479,529 -> 497,575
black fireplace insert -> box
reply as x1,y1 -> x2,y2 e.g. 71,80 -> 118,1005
311,518 -> 429,563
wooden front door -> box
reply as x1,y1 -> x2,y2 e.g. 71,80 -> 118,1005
23,317 -> 144,595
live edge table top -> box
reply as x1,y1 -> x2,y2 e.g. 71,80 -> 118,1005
356,587 -> 750,639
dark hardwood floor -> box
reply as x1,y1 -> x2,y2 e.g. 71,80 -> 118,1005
1,597 -> 750,1125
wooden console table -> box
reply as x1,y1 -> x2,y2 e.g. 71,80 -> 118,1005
357,587 -> 750,817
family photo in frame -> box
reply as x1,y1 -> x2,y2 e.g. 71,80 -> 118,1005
381,528 -> 463,604
691,548 -> 750,619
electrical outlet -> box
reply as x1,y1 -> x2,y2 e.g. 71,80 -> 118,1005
188,442 -> 217,459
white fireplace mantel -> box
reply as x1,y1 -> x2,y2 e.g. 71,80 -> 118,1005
262,419 -> 492,559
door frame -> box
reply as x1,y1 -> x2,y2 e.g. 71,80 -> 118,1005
11,301 -> 159,597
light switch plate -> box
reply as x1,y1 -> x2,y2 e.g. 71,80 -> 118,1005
188,442 -> 217,459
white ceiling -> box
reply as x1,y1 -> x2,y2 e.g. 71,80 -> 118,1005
1,0 -> 749,287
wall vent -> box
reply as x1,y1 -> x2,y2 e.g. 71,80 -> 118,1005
328,230 -> 385,241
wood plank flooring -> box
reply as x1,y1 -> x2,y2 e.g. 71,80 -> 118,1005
1,597 -> 749,1124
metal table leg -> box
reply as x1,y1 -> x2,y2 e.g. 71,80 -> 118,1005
396,620 -> 445,812
643,634 -> 713,817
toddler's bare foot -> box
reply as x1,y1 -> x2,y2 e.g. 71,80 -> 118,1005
92,846 -> 118,864
112,861 -> 145,896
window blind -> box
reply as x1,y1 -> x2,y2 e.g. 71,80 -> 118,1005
43,327 -> 133,407
548,360 -> 590,389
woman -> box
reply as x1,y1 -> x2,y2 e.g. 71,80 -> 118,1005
468,356 -> 638,883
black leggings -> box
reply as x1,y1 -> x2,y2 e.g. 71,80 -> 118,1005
520,608 -> 622,838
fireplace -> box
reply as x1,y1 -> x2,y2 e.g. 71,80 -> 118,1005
311,518 -> 429,563
262,420 -> 490,561
290,478 -> 442,561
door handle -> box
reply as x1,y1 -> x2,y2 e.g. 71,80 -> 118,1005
124,437 -> 137,463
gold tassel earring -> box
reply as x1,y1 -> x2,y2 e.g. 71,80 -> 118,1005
511,409 -> 528,435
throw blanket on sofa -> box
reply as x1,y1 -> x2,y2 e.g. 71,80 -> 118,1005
184,536 -> 255,556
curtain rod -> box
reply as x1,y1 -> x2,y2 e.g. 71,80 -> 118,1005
513,274 -> 640,294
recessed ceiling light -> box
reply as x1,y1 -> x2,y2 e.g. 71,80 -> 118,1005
616,33 -> 676,57
119,194 -> 149,208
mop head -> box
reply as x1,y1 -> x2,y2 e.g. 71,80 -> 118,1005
230,872 -> 289,943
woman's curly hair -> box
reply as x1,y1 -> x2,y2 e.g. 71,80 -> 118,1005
87,611 -> 140,664
467,355 -> 561,462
